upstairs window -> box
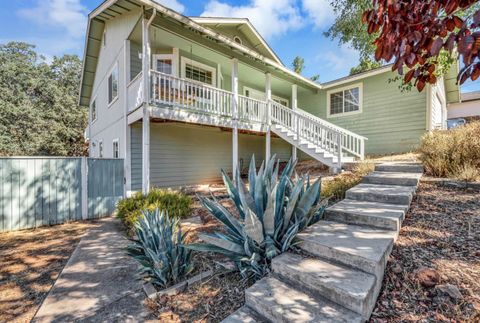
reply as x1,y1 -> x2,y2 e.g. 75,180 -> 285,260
113,139 -> 119,158
91,99 -> 97,122
98,140 -> 103,158
108,63 -> 118,105
327,84 -> 362,117
181,58 -> 216,86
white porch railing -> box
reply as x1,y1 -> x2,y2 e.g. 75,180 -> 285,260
148,70 -> 366,161
270,101 -> 343,161
237,95 -> 267,123
151,70 -> 234,117
295,109 -> 366,159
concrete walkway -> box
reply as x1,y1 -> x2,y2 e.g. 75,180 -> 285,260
33,217 -> 154,323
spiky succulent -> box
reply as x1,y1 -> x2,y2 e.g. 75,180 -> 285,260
187,155 -> 327,279
127,209 -> 193,288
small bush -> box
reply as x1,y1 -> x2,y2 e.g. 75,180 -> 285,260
419,122 -> 480,181
453,163 -> 480,182
321,161 -> 374,201
117,188 -> 193,232
127,209 -> 193,288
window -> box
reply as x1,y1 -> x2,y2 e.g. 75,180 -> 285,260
273,97 -> 289,107
154,54 -> 176,75
327,84 -> 362,117
113,139 -> 119,158
181,57 -> 216,86
98,140 -> 103,158
91,99 -> 97,122
108,63 -> 118,105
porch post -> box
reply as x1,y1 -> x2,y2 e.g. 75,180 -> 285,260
291,84 -> 298,161
141,13 -> 151,194
265,72 -> 272,162
124,40 -> 131,196
231,58 -> 239,180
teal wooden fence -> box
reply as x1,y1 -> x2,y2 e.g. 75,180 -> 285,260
0,157 -> 124,232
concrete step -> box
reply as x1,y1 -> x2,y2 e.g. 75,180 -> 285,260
245,276 -> 363,323
297,220 -> 396,279
272,252 -> 376,319
346,183 -> 416,205
222,306 -> 264,323
375,162 -> 423,173
363,171 -> 422,186
325,199 -> 408,231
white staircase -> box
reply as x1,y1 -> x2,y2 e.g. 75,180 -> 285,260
270,101 -> 366,169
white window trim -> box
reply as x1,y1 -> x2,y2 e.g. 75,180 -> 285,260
180,57 -> 217,87
243,86 -> 289,106
153,53 -> 178,77
107,62 -> 119,108
90,97 -> 98,124
326,82 -> 363,118
98,140 -> 103,158
112,138 -> 119,158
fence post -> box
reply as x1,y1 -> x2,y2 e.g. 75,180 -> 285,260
81,157 -> 88,220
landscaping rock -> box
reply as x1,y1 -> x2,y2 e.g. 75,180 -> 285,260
416,268 -> 441,287
436,284 -> 462,300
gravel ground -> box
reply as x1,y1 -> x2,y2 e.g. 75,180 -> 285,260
0,221 -> 96,322
371,179 -> 480,322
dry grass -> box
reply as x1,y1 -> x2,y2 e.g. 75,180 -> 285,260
0,221 -> 96,323
418,121 -> 480,181
371,180 -> 480,322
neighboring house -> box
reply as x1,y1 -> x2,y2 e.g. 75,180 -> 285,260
448,91 -> 480,121
79,0 -> 456,193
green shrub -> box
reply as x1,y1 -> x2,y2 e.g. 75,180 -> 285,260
419,121 -> 480,180
321,161 -> 374,201
186,155 -> 328,280
127,209 -> 193,288
117,188 -> 193,232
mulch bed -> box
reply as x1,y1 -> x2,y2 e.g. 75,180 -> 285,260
371,179 -> 480,322
0,221 -> 96,323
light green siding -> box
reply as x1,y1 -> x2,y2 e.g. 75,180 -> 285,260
131,123 -> 292,189
299,72 -> 428,155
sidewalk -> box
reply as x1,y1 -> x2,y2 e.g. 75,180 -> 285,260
33,217 -> 154,322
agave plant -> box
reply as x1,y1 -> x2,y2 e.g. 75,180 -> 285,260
187,155 -> 327,279
126,208 -> 193,288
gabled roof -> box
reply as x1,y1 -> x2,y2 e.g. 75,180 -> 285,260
189,17 -> 284,66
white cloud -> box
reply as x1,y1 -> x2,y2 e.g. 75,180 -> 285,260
156,0 -> 185,13
201,0 -> 304,39
301,0 -> 335,29
18,0 -> 88,39
316,43 -> 360,74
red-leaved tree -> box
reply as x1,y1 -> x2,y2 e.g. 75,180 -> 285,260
363,0 -> 480,91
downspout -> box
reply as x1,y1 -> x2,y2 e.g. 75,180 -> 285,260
141,7 -> 156,194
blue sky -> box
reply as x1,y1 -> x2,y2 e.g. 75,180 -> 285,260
1,0 -> 478,92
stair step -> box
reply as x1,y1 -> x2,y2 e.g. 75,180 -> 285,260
245,276 -> 362,323
222,306 -> 264,323
325,199 -> 408,231
346,183 -> 416,205
272,252 -> 376,319
375,162 -> 423,173
363,171 -> 422,186
297,220 -> 396,279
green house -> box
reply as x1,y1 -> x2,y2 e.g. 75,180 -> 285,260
79,0 -> 460,193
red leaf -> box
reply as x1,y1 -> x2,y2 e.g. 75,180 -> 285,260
453,16 -> 464,29
404,69 -> 415,83
417,79 -> 426,92
430,37 -> 444,56
471,67 -> 480,81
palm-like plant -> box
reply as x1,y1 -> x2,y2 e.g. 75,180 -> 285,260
187,155 -> 327,279
127,209 -> 193,288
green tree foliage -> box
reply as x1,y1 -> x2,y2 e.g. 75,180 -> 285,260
349,58 -> 382,75
0,42 -> 87,156
325,0 -> 376,61
292,56 -> 305,74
